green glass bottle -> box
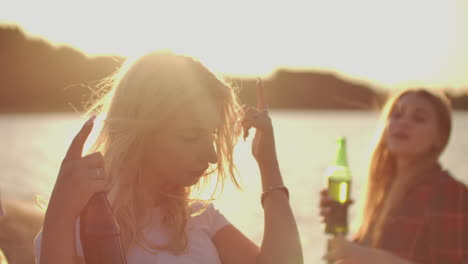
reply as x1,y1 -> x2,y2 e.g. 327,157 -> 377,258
324,136 -> 352,235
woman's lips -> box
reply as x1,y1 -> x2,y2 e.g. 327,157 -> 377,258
391,131 -> 410,140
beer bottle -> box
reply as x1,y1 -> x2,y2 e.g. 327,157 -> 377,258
324,136 -> 352,235
80,192 -> 127,264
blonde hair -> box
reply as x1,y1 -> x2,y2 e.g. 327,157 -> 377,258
355,88 -> 452,246
85,51 -> 242,254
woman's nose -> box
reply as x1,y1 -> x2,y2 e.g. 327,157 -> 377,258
395,115 -> 411,128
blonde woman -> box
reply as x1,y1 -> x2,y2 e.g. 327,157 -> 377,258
35,51 -> 303,264
320,89 -> 468,263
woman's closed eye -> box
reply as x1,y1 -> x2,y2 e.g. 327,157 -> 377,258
412,115 -> 427,123
179,132 -> 202,142
390,110 -> 403,119
177,129 -> 217,143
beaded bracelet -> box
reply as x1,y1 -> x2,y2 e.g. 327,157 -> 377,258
261,185 -> 289,208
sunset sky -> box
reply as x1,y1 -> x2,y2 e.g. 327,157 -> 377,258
2,0 -> 468,91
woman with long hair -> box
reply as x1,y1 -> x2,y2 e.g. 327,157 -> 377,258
35,51 -> 303,264
321,89 -> 467,263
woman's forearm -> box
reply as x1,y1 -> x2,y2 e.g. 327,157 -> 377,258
40,205 -> 76,264
381,250 -> 414,264
367,247 -> 414,264
257,164 -> 304,264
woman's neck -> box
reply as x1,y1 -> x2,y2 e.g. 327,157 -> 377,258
395,156 -> 418,176
394,154 -> 439,178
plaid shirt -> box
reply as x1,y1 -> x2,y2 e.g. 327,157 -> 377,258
379,168 -> 468,264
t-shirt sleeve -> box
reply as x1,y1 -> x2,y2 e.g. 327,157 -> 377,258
205,203 -> 230,237
75,218 -> 84,256
34,229 -> 43,263
34,218 -> 84,263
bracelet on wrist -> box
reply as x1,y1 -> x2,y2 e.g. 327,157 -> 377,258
261,185 -> 289,208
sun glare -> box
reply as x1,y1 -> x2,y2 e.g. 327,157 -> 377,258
2,0 -> 467,88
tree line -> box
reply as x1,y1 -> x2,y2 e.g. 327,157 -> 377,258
1,25 -> 467,113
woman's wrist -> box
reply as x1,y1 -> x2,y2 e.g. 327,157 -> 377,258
45,202 -> 76,225
260,171 -> 283,192
261,185 -> 289,208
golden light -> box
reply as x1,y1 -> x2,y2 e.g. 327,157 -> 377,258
2,0 -> 467,89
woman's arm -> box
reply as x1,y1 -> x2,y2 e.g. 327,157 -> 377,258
40,206 -> 78,264
213,80 -> 303,264
428,176 -> 468,263
256,156 -> 303,264
213,130 -> 303,264
39,116 -> 110,264
212,225 -> 260,263
325,236 -> 413,264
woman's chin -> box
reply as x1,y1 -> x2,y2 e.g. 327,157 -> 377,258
187,177 -> 202,187
388,148 -> 427,159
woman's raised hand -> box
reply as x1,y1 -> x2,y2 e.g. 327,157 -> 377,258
48,116 -> 111,221
242,78 -> 278,168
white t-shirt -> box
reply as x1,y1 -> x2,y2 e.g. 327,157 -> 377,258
35,203 -> 230,264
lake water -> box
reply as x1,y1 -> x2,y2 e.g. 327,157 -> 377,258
1,111 -> 467,263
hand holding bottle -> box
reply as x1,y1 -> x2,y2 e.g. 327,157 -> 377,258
319,189 -> 354,224
322,137 -> 353,235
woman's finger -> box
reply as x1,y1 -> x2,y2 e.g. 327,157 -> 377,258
320,195 -> 335,206
256,77 -> 267,111
241,108 -> 260,139
243,105 -> 259,116
64,116 -> 96,161
243,101 -> 271,124
242,111 -> 258,126
244,110 -> 271,129
320,213 -> 331,222
89,179 -> 113,194
320,189 -> 353,207
321,190 -> 334,200
320,216 -> 330,223
81,152 -> 105,168
320,206 -> 332,217
242,106 -> 256,139
83,167 -> 108,181
243,127 -> 250,140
